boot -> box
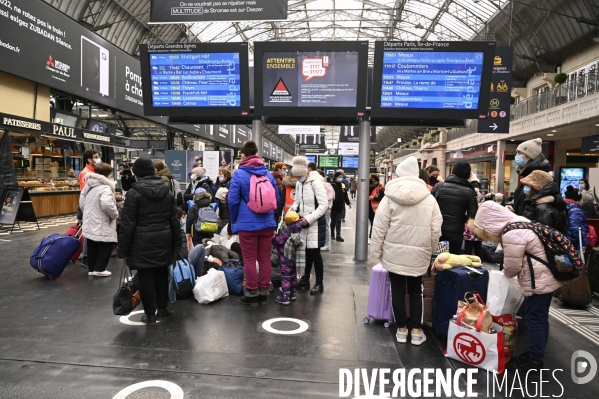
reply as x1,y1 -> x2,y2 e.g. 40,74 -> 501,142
310,282 -> 324,295
336,236 -> 344,242
297,276 -> 310,290
239,288 -> 259,307
276,292 -> 290,305
141,314 -> 157,325
157,309 -> 174,320
258,287 -> 270,305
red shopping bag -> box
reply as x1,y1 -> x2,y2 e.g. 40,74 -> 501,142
445,321 -> 505,374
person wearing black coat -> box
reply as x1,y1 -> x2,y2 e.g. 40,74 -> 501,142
511,138 -> 550,216
186,188 -> 215,246
117,158 -> 182,325
331,171 -> 351,241
431,162 -> 478,255
520,170 -> 566,232
183,167 -> 214,209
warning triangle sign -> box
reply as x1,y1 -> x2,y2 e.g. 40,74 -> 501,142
271,78 -> 290,96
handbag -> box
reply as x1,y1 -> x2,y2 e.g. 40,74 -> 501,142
456,292 -> 494,333
112,260 -> 141,315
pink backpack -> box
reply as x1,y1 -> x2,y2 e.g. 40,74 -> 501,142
246,174 -> 277,213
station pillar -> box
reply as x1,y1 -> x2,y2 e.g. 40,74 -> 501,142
355,119 -> 371,261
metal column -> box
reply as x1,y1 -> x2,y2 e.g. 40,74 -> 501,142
495,139 -> 506,194
252,118 -> 263,157
355,119 -> 371,261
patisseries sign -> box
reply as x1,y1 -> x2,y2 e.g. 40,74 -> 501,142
2,117 -> 42,131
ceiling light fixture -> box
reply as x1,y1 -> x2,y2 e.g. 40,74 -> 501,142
96,114 -> 109,117
551,130 -> 557,132
547,133 -> 554,136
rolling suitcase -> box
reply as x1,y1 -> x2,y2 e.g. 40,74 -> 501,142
65,224 -> 84,262
364,264 -> 394,328
30,234 -> 82,278
588,247 -> 599,294
558,227 -> 593,305
432,266 -> 489,337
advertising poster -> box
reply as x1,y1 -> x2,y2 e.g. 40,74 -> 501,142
233,125 -> 251,145
150,0 -> 287,24
263,51 -> 359,107
186,150 -> 203,172
218,150 -> 232,169
164,150 -> 187,184
278,125 -> 320,135
338,142 -> 359,156
0,130 -> 17,194
203,151 -> 220,182
339,126 -> 376,144
296,133 -> 327,154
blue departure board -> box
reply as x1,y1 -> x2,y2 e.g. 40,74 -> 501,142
342,156 -> 358,169
380,51 -> 484,109
150,52 -> 240,107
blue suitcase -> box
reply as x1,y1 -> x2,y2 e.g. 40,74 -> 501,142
432,267 -> 489,337
30,234 -> 81,278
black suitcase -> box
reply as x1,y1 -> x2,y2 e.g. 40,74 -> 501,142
587,247 -> 599,294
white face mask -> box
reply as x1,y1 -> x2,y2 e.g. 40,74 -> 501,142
94,158 -> 102,165
298,177 -> 306,183
191,175 -> 197,181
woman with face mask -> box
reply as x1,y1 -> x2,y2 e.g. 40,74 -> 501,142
510,138 -> 550,216
520,170 -> 566,231
271,162 -> 287,224
330,171 -> 352,242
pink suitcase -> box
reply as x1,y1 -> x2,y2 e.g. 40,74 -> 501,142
363,264 -> 394,328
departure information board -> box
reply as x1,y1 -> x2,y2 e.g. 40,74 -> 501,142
149,52 -> 240,107
380,51 -> 484,109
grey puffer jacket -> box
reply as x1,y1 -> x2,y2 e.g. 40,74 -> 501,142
79,173 -> 118,243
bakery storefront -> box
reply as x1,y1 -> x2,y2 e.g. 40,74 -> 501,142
446,144 -> 498,193
1,113 -> 128,217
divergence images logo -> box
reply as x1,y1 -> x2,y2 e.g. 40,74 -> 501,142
571,350 -> 597,384
453,333 -> 486,365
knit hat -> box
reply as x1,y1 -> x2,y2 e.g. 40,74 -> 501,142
517,138 -> 543,160
284,210 -> 300,225
115,188 -> 123,194
194,187 -> 207,195
291,156 -> 308,178
215,187 -> 228,201
395,156 -> 419,178
132,157 -> 155,178
520,170 -> 554,191
192,167 -> 206,177
453,162 -> 471,179
565,185 -> 582,201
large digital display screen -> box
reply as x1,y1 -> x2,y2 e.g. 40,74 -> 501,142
140,43 -> 250,117
306,155 -> 317,163
371,41 -> 495,120
319,156 -> 339,168
149,52 -> 240,108
254,41 -> 369,119
342,156 -> 359,169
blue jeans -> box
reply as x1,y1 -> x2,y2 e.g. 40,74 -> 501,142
83,237 -> 88,257
524,293 -> 553,362
188,244 -> 206,278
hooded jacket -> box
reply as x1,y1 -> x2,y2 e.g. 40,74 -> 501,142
370,176 -> 443,276
79,173 -> 118,243
186,191 -> 215,240
513,154 -> 551,216
469,201 -> 561,297
157,167 -> 174,183
292,170 -> 328,249
228,155 -> 280,234
215,187 -> 230,222
522,182 -> 566,231
117,175 -> 182,270
565,199 -> 589,249
431,174 -> 478,235
331,181 -> 350,211
183,176 -> 214,203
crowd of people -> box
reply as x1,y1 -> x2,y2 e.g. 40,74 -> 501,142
74,137 -> 595,372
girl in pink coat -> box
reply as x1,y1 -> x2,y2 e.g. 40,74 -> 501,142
468,201 -> 561,372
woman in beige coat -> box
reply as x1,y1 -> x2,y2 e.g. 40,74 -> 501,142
370,157 -> 443,346
469,201 -> 561,371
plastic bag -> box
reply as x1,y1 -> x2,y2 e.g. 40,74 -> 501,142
219,223 -> 239,249
193,268 -> 229,304
486,270 -> 523,317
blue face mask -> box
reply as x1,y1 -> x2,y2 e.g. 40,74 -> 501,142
523,186 -> 531,195
180,220 -> 185,228
336,178 -> 342,182
514,155 -> 527,167
298,177 -> 306,183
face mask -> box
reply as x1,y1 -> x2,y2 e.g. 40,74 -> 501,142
218,175 -> 224,180
94,158 -> 102,165
282,170 -> 287,176
180,220 -> 185,228
523,186 -> 531,195
191,175 -> 197,181
298,177 -> 306,183
580,184 -> 586,189
514,155 -> 527,167
336,178 -> 342,182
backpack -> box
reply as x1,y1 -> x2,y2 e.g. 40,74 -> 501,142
502,222 -> 582,289
245,174 -> 277,213
324,182 -> 335,202
209,182 -> 218,198
172,257 -> 196,300
194,206 -> 218,234
220,259 -> 244,295
168,178 -> 183,206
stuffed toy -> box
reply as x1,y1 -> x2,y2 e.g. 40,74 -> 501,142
434,252 -> 482,271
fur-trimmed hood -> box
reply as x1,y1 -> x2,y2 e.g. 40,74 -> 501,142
83,172 -> 115,192
468,201 -> 529,243
283,174 -> 298,187
521,170 -> 554,192
193,192 -> 212,202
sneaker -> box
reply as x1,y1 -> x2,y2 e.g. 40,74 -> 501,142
336,236 -> 344,242
141,314 -> 157,325
321,246 -> 330,251
276,293 -> 290,305
396,329 -> 408,343
411,329 -> 427,346
239,296 -> 259,306
289,290 -> 297,301
81,257 -> 88,268
310,283 -> 324,295
93,270 -> 112,277
156,309 -> 174,319
88,272 -> 94,276
297,277 -> 310,290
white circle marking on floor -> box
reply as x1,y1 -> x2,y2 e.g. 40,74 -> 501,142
119,310 -> 162,326
112,380 -> 183,399
262,318 -> 309,335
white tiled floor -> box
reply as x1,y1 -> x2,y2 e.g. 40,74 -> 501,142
0,215 -> 78,235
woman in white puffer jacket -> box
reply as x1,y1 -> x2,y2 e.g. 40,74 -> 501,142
370,157 -> 443,346
79,163 -> 118,277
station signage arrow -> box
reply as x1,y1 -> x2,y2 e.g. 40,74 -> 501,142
479,47 -> 513,134
490,123 -> 498,131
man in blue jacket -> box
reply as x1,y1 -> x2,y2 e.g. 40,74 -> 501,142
228,141 -> 280,306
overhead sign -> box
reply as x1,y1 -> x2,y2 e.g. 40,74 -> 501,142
479,47 -> 513,134
278,125 -> 320,135
338,142 -> 359,156
581,133 -> 599,155
339,126 -> 376,143
149,0 -> 287,24
296,133 -> 327,154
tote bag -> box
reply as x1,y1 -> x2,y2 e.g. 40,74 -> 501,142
445,321 -> 505,374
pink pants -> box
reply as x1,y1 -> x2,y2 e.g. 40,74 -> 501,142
239,228 -> 275,291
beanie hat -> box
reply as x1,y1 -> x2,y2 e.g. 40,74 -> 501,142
517,138 -> 543,160
192,167 -> 206,177
132,157 -> 155,178
395,156 -> 419,178
291,156 -> 308,178
565,185 -> 582,201
194,187 -> 207,195
284,210 -> 300,225
452,162 -> 471,179
115,188 -> 123,194
520,170 -> 554,192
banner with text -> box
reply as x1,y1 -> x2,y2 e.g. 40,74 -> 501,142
296,133 -> 327,154
150,0 -> 287,24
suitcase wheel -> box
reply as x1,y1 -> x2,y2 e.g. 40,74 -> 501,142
384,322 -> 390,328
363,317 -> 370,324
